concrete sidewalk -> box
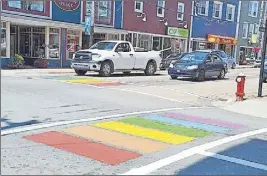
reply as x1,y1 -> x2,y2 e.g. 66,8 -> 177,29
215,97 -> 267,119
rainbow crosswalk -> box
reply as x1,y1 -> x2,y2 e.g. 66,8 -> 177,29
42,76 -> 123,87
24,112 -> 245,166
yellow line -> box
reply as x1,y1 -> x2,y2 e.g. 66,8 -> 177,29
65,79 -> 107,83
92,121 -> 195,145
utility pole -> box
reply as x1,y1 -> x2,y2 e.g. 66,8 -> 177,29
89,0 -> 95,47
258,19 -> 267,97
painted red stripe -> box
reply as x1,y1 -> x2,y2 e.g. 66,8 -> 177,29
91,82 -> 123,86
23,131 -> 141,165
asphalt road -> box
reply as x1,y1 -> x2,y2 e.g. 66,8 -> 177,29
1,68 -> 267,175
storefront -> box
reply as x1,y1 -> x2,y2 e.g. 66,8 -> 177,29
191,34 -> 237,56
123,27 -> 188,58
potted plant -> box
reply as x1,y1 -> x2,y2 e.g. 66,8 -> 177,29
8,54 -> 25,69
34,48 -> 48,68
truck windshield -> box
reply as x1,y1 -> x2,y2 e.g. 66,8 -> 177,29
90,42 -> 117,50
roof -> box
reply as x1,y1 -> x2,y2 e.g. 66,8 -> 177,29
195,49 -> 219,53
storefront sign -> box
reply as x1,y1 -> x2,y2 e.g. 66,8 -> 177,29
207,34 -> 237,45
167,27 -> 189,38
54,0 -> 80,11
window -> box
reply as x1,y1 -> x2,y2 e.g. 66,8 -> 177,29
49,28 -> 60,59
177,2 -> 185,21
1,22 -> 6,57
97,1 -> 112,24
67,30 -> 80,59
138,34 -> 152,51
248,1 -> 259,17
116,43 -> 131,52
197,0 -> 209,16
255,24 -> 259,34
242,23 -> 249,38
248,24 -> 254,38
212,1 -> 223,19
7,0 -> 45,12
86,1 -> 92,17
134,1 -> 143,13
157,0 -> 165,17
32,27 -> 45,58
226,4 -> 235,21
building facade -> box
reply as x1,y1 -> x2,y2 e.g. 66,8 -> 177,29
190,0 -> 239,57
236,0 -> 267,63
122,0 -> 192,57
0,0 -> 124,68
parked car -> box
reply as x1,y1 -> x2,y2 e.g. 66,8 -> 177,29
160,53 -> 187,70
196,49 -> 231,70
225,54 -> 236,69
71,41 -> 162,77
168,51 -> 227,81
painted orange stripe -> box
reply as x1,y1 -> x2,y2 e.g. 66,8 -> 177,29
23,131 -> 141,165
62,126 -> 169,153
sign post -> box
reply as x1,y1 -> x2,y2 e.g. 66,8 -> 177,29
89,1 -> 95,47
258,20 -> 267,97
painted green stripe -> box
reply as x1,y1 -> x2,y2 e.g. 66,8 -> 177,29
119,117 -> 212,138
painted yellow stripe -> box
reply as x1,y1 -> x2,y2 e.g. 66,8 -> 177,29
65,79 -> 107,83
92,121 -> 195,145
62,126 -> 169,153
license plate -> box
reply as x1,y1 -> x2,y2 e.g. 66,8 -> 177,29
177,70 -> 180,73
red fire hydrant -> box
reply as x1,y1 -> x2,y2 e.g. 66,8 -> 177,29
235,73 -> 246,101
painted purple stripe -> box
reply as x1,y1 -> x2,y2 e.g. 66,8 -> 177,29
163,113 -> 244,129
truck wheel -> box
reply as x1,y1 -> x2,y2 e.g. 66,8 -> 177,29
75,70 -> 87,76
144,61 -> 156,76
123,71 -> 131,75
99,61 -> 112,77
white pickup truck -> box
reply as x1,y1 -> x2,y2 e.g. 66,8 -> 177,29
71,40 -> 162,76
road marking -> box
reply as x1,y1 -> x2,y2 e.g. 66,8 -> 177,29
109,87 -> 196,105
198,151 -> 267,171
142,114 -> 230,133
1,106 -> 208,136
62,126 -> 169,153
92,121 -> 195,145
120,128 -> 267,175
24,131 -> 141,165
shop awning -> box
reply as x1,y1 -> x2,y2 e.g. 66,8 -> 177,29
207,34 -> 237,45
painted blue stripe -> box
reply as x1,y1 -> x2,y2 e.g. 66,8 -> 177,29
141,115 -> 231,133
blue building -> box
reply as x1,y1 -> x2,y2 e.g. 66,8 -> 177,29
1,0 -> 125,68
190,0 -> 239,56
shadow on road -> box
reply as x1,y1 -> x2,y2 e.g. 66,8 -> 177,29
176,138 -> 267,175
175,77 -> 230,82
1,116 -> 41,131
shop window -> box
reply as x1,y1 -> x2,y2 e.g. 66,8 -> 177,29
120,34 -> 125,41
96,1 -> 112,24
226,4 -> 235,21
67,30 -> 80,60
134,1 -> 143,13
107,34 -> 119,40
157,0 -> 165,17
212,1 -> 223,19
32,27 -> 45,58
242,22 -> 249,39
255,24 -> 259,34
152,37 -> 162,51
138,34 -> 151,51
177,3 -> 184,21
1,22 -> 6,57
132,33 -> 137,47
197,0 -> 209,16
49,28 -> 60,59
248,1 -> 259,17
86,1 -> 92,17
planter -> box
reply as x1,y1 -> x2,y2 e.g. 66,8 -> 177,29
34,59 -> 49,68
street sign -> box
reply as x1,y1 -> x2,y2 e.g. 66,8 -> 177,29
259,27 -> 265,32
